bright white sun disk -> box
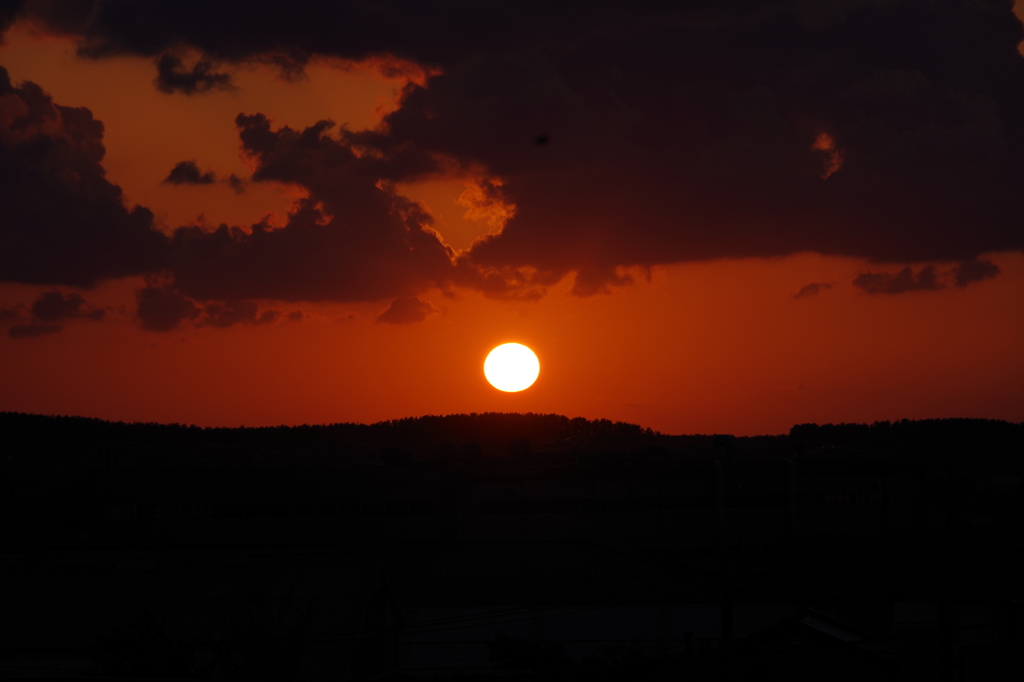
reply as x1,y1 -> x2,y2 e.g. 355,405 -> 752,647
484,343 -> 540,392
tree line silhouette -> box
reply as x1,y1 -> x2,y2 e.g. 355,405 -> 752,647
2,411 -> 1020,470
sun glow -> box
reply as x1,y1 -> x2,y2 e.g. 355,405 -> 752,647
484,343 -> 540,392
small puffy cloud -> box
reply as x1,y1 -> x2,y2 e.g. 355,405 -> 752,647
7,291 -> 104,338
163,160 -> 216,185
154,54 -> 233,95
135,286 -> 283,331
952,258 -> 1000,288
226,173 -> 246,193
199,300 -> 279,328
0,306 -> 20,321
256,309 -> 280,325
31,291 -> 86,321
199,300 -> 259,328
135,285 -> 200,332
375,295 -> 438,324
9,322 -> 62,339
853,266 -> 941,295
793,281 -> 833,299
853,258 -> 1003,295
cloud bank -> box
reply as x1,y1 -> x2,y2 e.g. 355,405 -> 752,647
0,66 -> 167,287
0,0 -> 1021,326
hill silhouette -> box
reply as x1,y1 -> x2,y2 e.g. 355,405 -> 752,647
2,411 -> 1020,470
1,411 -> 1022,680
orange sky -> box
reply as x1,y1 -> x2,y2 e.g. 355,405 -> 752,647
1,22 -> 1022,436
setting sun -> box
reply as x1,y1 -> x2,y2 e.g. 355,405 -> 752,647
484,343 -> 540,392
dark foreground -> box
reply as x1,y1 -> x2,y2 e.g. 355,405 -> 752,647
1,413 -> 1021,680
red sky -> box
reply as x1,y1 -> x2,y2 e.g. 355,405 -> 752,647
1,3 -> 1022,435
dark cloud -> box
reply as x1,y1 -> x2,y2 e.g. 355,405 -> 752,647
226,173 -> 246,193
166,114 -> 455,303
952,257 -> 1001,288
257,309 -> 280,324
3,1 -> 1023,300
163,160 -> 216,185
11,0 -> 598,66
154,53 -> 233,95
287,310 -> 304,322
3,288 -> 104,337
853,257 -> 1003,295
133,288 -> 282,331
9,322 -> 62,338
389,5 -> 1024,294
569,266 -> 634,298
199,299 -> 258,328
199,300 -> 279,328
793,281 -> 833,299
2,0 -> 92,37
135,285 -> 199,332
5,290 -> 104,337
376,295 -> 438,324
0,66 -> 168,288
853,266 -> 941,295
30,291 -> 86,321
0,2 -> 22,41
